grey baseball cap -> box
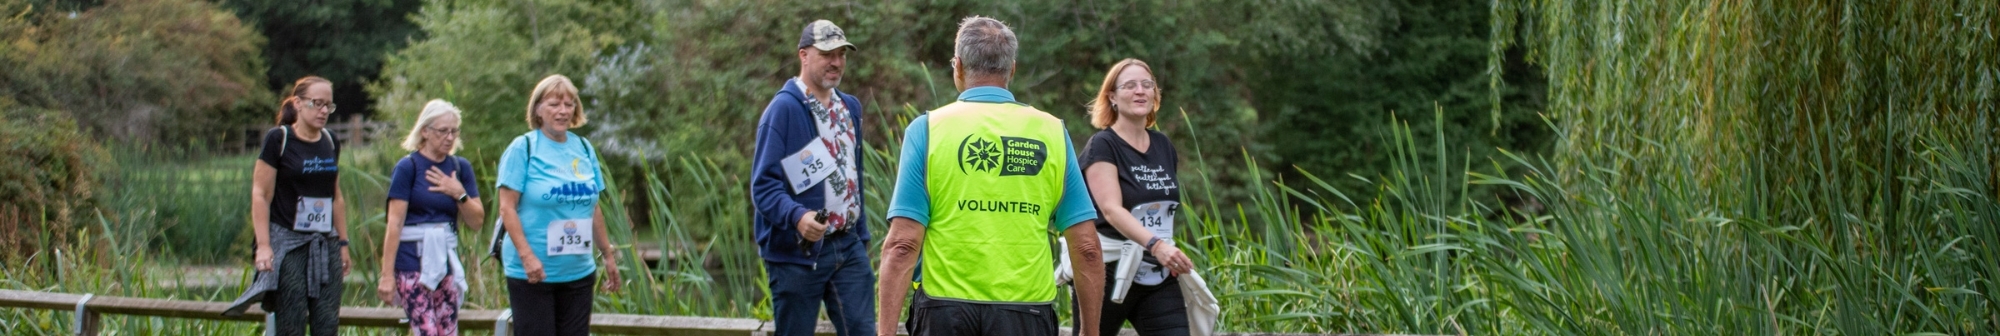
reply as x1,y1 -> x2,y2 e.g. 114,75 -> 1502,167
797,20 -> 856,51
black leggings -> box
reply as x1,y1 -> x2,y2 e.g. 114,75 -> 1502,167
1096,264 -> 1189,336
271,250 -> 343,336
506,273 -> 596,335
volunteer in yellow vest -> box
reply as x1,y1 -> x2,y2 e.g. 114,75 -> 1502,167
876,16 -> 1106,336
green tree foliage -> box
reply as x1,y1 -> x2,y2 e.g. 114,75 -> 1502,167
217,0 -> 422,121
0,0 -> 267,143
368,0 -> 639,218
1257,0 -> 1550,201
1482,0 -> 1999,333
373,0 -> 1488,223
371,0 -> 633,163
0,99 -> 111,259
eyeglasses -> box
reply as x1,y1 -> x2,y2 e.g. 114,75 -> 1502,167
1117,80 -> 1158,91
426,126 -> 460,136
298,97 -> 337,113
541,99 -> 576,109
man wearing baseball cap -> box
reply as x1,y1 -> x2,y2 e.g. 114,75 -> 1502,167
750,19 -> 875,336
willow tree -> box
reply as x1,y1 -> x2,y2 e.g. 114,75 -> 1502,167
1488,0 -> 1998,334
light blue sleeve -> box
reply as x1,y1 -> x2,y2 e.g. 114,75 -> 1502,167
496,136 -> 530,280
886,115 -> 932,226
496,136 -> 529,192
1051,131 -> 1099,230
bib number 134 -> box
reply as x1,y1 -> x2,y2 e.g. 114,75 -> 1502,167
545,218 -> 594,256
1132,201 -> 1179,239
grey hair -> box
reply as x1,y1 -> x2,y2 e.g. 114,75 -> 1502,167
400,99 -> 464,154
954,16 -> 1017,77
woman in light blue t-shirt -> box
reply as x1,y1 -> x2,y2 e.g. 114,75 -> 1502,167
495,74 -> 623,336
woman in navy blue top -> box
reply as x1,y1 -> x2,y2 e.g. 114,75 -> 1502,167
376,99 -> 485,336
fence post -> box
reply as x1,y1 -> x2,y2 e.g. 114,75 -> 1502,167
347,114 -> 363,147
493,309 -> 513,336
71,293 -> 96,336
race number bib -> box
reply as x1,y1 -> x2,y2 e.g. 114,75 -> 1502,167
781,140 -> 837,194
545,218 -> 594,256
1132,201 -> 1179,240
293,197 -> 334,232
1131,201 -> 1179,285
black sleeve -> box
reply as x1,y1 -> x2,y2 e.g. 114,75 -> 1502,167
257,127 -> 284,167
1079,131 -> 1117,167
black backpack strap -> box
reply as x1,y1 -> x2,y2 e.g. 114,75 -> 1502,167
490,133 -> 537,260
277,125 -> 339,156
580,136 -> 600,166
279,125 -> 290,157
389,152 -> 416,225
523,133 -> 535,186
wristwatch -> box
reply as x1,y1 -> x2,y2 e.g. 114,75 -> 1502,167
456,193 -> 471,203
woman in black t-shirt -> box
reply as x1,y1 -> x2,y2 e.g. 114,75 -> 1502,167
225,76 -> 350,335
1080,59 -> 1192,336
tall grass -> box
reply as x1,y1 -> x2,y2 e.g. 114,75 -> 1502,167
7,2 -> 1995,332
10,104 -> 1994,335
104,146 -> 253,264
1475,0 -> 1998,334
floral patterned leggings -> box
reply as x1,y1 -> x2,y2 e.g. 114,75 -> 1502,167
396,271 -> 461,336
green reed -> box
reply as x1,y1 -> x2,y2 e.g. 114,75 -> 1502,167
9,2 -> 1996,330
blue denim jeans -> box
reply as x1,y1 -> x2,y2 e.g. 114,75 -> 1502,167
765,231 -> 877,336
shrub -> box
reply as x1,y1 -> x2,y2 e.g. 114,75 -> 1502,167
0,0 -> 269,145
0,100 -> 111,259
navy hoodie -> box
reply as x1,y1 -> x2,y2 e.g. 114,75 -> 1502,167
750,79 -> 869,266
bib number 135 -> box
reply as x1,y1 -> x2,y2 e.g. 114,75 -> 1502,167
545,218 -> 594,256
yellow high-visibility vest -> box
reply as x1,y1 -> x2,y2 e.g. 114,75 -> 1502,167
920,100 -> 1072,304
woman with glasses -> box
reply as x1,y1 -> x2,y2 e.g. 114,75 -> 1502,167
495,74 -> 623,335
226,76 -> 351,336
376,99 -> 484,335
1080,59 -> 1194,336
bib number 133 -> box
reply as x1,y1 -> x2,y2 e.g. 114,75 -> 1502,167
545,218 -> 594,256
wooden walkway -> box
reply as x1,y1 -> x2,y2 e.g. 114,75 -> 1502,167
0,289 -> 1389,335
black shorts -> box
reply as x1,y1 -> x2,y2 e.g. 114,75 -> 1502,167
908,290 -> 1059,336
1095,269 -> 1189,336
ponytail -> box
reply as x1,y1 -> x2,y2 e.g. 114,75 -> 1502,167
276,96 -> 300,126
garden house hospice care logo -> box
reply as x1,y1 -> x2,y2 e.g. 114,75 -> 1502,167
955,134 -> 1049,214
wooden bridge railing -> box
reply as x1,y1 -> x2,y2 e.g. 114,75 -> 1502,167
0,289 -> 1386,336
1,289 -> 761,336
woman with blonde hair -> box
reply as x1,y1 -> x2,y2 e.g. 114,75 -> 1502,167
494,74 -> 622,335
225,76 -> 349,336
1079,59 -> 1195,336
376,99 -> 484,335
